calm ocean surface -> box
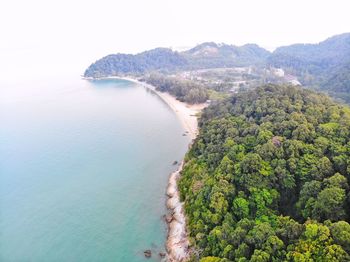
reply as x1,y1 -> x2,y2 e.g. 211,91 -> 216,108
0,77 -> 190,261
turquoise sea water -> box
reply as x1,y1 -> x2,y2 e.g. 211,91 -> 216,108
0,77 -> 190,261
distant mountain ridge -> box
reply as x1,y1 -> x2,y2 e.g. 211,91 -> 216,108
268,33 -> 350,103
270,33 -> 350,68
84,33 -> 350,103
183,42 -> 270,69
84,43 -> 270,77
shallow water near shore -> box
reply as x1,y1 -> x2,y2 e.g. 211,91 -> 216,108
0,77 -> 190,261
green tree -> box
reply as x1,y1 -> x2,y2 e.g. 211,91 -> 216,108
330,221 -> 350,253
312,187 -> 346,221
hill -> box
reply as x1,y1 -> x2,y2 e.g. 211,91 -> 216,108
84,33 -> 350,103
84,48 -> 187,77
179,85 -> 350,261
183,42 -> 270,69
268,33 -> 350,103
83,43 -> 270,77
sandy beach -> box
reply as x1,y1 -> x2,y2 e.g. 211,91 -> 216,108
121,77 -> 206,140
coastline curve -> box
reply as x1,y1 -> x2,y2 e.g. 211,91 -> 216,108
83,76 -> 206,261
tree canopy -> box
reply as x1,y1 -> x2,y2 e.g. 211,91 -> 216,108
179,85 -> 350,261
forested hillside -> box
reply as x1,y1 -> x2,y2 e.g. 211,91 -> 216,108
183,43 -> 270,69
323,61 -> 350,103
83,43 -> 270,77
179,85 -> 350,261
84,48 -> 187,77
268,33 -> 350,103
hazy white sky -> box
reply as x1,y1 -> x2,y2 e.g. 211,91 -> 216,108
0,0 -> 349,78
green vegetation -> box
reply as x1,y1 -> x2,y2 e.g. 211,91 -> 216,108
141,74 -> 209,104
179,85 -> 350,261
141,73 -> 232,104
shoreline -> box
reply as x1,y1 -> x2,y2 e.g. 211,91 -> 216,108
83,76 -> 206,140
165,161 -> 189,261
83,76 -> 206,261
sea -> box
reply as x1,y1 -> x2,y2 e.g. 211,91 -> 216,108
0,76 -> 190,261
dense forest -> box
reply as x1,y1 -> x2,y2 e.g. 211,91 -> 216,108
178,85 -> 350,261
140,74 -> 209,104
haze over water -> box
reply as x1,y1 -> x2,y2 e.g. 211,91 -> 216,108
0,76 -> 190,261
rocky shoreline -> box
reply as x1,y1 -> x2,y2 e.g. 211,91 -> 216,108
166,162 -> 190,261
